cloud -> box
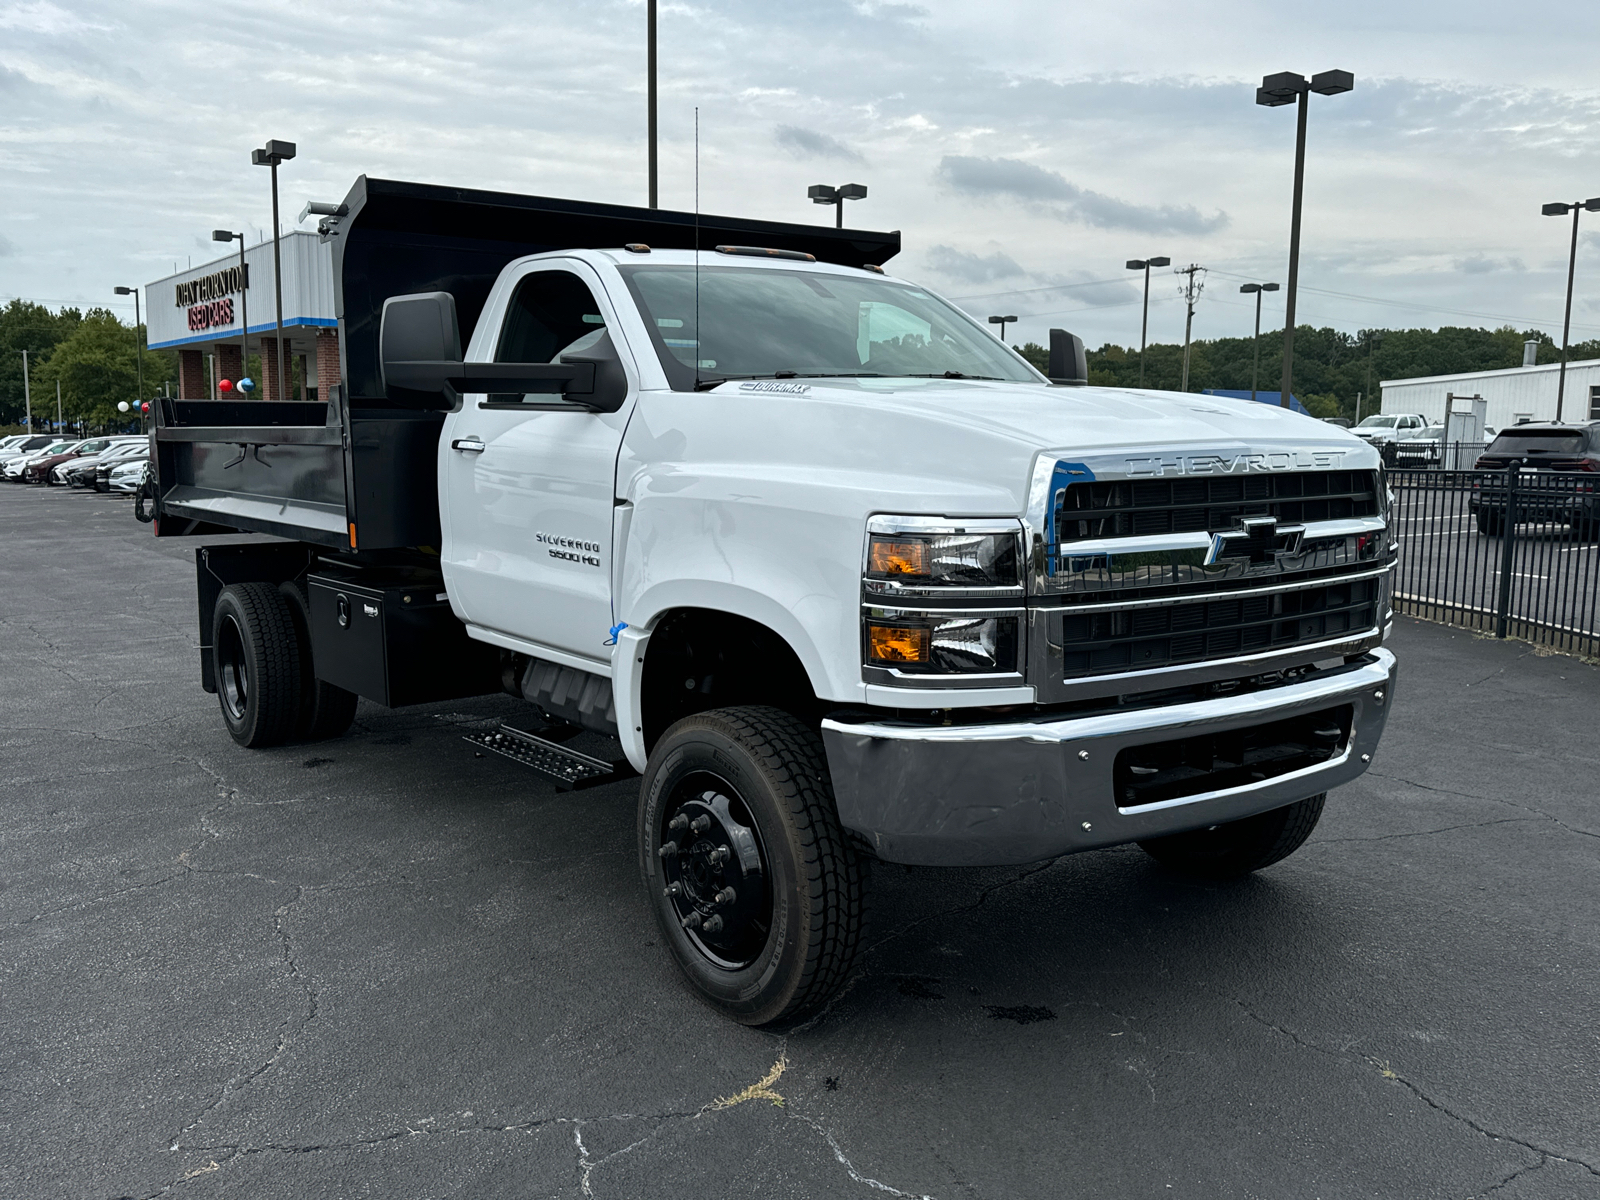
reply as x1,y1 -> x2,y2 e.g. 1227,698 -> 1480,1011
0,232 -> 15,257
0,1 -> 112,34
924,244 -> 1024,283
773,124 -> 867,165
935,155 -> 1228,235
1456,254 -> 1527,274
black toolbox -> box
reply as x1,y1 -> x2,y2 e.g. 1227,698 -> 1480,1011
307,564 -> 500,707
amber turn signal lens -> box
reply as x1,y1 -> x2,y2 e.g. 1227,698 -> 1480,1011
868,623 -> 930,663
868,537 -> 930,577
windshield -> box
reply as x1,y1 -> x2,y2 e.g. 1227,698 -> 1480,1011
618,265 -> 1042,390
1488,429 -> 1587,455
1356,416 -> 1397,428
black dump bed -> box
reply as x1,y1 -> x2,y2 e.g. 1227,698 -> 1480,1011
153,176 -> 901,550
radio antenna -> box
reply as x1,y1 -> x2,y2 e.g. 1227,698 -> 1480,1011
694,106 -> 701,391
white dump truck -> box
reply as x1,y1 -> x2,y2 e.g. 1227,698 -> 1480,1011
150,177 -> 1397,1025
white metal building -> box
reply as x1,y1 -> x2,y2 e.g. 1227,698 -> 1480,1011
145,230 -> 339,402
1380,359 -> 1600,430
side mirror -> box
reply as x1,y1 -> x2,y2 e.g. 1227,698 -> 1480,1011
380,289 -> 610,406
1048,328 -> 1087,387
558,329 -> 628,413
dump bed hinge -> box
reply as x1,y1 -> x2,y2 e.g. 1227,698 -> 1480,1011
465,724 -> 637,791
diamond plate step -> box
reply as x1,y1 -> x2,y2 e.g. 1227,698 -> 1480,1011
465,725 -> 637,791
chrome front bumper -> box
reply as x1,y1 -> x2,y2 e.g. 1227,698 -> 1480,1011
821,648 -> 1397,867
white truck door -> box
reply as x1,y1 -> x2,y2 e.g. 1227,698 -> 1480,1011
440,263 -> 633,663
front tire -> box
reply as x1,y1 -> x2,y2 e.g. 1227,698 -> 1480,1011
212,583 -> 303,748
1138,794 -> 1326,878
639,707 -> 867,1027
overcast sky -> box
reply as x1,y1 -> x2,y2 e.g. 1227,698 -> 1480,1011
4,0 -> 1600,354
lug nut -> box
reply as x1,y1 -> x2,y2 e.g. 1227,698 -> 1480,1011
690,815 -> 712,834
713,887 -> 737,906
701,915 -> 724,934
663,882 -> 682,898
708,845 -> 731,865
668,813 -> 689,833
658,840 -> 679,858
681,911 -> 702,930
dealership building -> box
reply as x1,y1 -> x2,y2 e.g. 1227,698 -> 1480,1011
1380,357 -> 1600,429
146,231 -> 338,402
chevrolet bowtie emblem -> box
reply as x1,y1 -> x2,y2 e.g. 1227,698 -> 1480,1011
1204,515 -> 1304,567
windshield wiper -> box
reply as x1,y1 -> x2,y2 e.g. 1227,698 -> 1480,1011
905,371 -> 1007,381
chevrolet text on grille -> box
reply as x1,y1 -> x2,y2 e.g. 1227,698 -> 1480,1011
1125,450 -> 1350,475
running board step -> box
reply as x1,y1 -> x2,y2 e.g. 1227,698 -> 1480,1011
465,725 -> 637,791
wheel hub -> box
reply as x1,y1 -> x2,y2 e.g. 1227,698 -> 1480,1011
216,615 -> 249,722
659,785 -> 770,969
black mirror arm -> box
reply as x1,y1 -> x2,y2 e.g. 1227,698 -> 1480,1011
383,361 -> 597,395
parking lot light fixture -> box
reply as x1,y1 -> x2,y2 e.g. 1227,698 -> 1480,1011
1258,69 -> 1354,408
112,286 -> 145,413
808,182 -> 867,228
212,229 -> 250,381
1126,256 -> 1171,386
987,314 -> 1018,342
252,140 -> 296,402
1541,196 -> 1600,421
1238,282 -> 1280,404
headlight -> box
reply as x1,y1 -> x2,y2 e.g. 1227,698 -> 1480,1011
863,516 -> 1025,599
863,609 -> 1020,675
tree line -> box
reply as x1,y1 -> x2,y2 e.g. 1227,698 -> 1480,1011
1019,325 -> 1600,420
0,300 -> 179,431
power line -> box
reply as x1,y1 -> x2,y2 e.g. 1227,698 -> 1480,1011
946,277 -> 1131,302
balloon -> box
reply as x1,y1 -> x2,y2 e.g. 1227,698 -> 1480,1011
218,378 -> 233,393
117,401 -> 130,412
238,377 -> 256,393
140,402 -> 150,413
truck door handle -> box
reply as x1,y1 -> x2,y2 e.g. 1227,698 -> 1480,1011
451,437 -> 485,454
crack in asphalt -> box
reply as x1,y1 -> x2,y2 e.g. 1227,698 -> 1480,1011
1233,999 -> 1600,1185
1312,817 -> 1539,845
1365,771 -> 1600,843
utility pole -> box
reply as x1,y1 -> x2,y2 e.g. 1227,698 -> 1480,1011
647,0 -> 658,208
1363,330 -> 1381,423
21,349 -> 31,431
56,379 -> 62,433
1177,264 -> 1206,392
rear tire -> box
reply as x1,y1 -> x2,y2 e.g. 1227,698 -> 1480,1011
1138,794 -> 1326,879
639,706 -> 867,1027
212,583 -> 302,748
1476,511 -> 1502,536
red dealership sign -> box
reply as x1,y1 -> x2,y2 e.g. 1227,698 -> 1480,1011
188,298 -> 234,331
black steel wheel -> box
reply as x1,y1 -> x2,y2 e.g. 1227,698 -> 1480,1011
639,706 -> 867,1027
212,583 -> 302,748
1138,793 -> 1326,878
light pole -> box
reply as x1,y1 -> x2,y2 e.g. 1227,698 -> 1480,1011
112,285 -> 144,414
1238,281 -> 1280,403
987,315 -> 1018,342
212,230 -> 250,386
1257,68 -> 1354,409
647,0 -> 658,207
807,183 -> 867,228
1124,256 -> 1170,387
19,350 -> 30,431
252,139 -> 296,402
1540,196 -> 1600,421
1361,329 -> 1382,424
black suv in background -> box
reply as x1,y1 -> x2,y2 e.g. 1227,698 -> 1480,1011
1472,422 -> 1600,536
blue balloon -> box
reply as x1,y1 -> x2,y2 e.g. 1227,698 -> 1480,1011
238,377 -> 256,392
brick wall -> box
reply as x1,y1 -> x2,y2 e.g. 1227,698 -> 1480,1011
179,350 -> 205,400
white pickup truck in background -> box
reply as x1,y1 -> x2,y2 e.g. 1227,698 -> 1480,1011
151,177 -> 1398,1026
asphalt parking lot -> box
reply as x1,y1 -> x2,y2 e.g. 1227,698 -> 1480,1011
3,483 -> 1599,1200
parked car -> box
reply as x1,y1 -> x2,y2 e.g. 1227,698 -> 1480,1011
108,459 -> 149,494
97,447 -> 150,492
0,434 -> 62,465
4,440 -> 77,481
1320,417 -> 1352,428
54,437 -> 146,487
24,437 -> 119,485
1471,422 -> 1600,535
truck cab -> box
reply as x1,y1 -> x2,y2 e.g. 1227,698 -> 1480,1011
151,177 -> 1398,1026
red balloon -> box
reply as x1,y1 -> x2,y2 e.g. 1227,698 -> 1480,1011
218,378 -> 234,393
140,401 -> 150,412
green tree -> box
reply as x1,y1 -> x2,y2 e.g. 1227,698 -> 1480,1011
0,300 -> 81,426
30,308 -> 175,428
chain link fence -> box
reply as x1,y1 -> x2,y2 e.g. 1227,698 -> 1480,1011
1391,460 -> 1600,657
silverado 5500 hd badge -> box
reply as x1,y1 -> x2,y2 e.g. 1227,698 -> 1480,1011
535,532 -> 601,567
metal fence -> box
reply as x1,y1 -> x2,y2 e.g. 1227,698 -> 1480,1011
1389,440 -> 1490,470
1391,464 -> 1600,657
